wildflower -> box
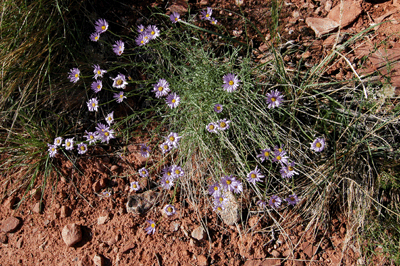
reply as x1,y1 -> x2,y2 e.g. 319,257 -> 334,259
102,191 -> 111,197
91,80 -> 103,93
213,203 -> 225,212
161,176 -> 174,189
77,142 -> 88,155
54,137 -> 63,146
272,149 -> 289,165
48,144 -> 57,157
95,18 -> 109,33
84,131 -> 98,145
171,165 -> 184,178
111,74 -> 128,89
68,68 -> 80,83
170,12 -> 180,23
153,79 -> 170,98
206,122 -> 218,133
93,64 -> 107,79
208,182 -> 222,197
95,123 -> 115,144
63,138 -> 74,151
105,111 -> 114,126
130,181 -> 140,192
221,175 -> 236,192
311,138 -> 325,152
201,7 -> 213,20
87,98 -> 99,112
135,33 -> 150,46
162,165 -> 174,180
232,179 -> 243,194
114,91 -> 127,103
113,40 -> 125,56
166,132 -> 181,148
285,194 -> 300,206
257,148 -> 272,162
166,93 -> 180,108
222,73 -> 240,92
269,195 -> 282,209
140,144 -> 151,158
247,166 -> 264,184
210,17 -> 218,25
256,200 -> 267,209
217,119 -> 231,131
164,204 -> 176,216
160,141 -> 172,154
214,104 -> 223,113
213,193 -> 229,206
266,90 -> 284,109
139,167 -> 149,178
137,24 -> 145,33
145,25 -> 160,40
145,220 -> 156,234
90,32 -> 100,42
280,162 -> 299,179
275,144 -> 285,154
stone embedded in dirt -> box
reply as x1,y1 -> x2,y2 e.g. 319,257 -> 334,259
197,254 -> 208,266
301,242 -> 318,258
305,17 -> 339,38
16,237 -> 23,248
293,260 -> 306,266
191,226 -> 205,241
93,254 -> 104,266
327,1 -> 362,28
110,165 -> 119,172
1,216 -> 21,233
92,181 -> 102,193
60,206 -> 70,218
270,250 -> 281,258
0,233 -> 8,244
32,202 -> 43,214
219,192 -> 240,226
97,213 -> 110,225
325,0 -> 332,12
126,190 -> 158,215
171,221 -> 180,232
3,196 -> 17,210
62,223 -> 82,247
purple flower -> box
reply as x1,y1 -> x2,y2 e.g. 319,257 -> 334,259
210,17 -> 218,25
145,25 -> 160,40
214,104 -> 223,113
48,144 -> 57,157
206,122 -> 218,133
213,202 -> 225,213
170,12 -> 180,23
213,193 -> 229,206
137,24 -> 145,33
161,176 -> 174,189
232,180 -> 243,194
139,167 -> 149,178
145,220 -> 156,234
102,191 -> 111,197
77,143 -> 88,155
68,68 -> 80,83
95,18 -> 108,33
93,64 -> 107,79
208,182 -> 222,197
222,73 -> 240,92
54,137 -> 63,146
90,32 -> 100,42
153,79 -> 170,98
311,138 -> 325,152
217,119 -> 231,131
95,123 -> 115,144
105,111 -> 114,126
166,132 -> 181,148
274,144 -> 285,154
130,181 -> 140,192
91,80 -> 103,93
164,204 -> 176,216
166,93 -> 180,108
162,165 -> 174,179
247,166 -> 264,184
114,91 -> 126,103
272,149 -> 289,165
84,131 -> 98,145
266,90 -> 284,109
160,141 -> 172,154
257,148 -> 271,162
113,40 -> 125,56
280,162 -> 299,179
87,98 -> 99,112
140,144 -> 151,158
201,7 -> 213,20
269,195 -> 282,209
135,33 -> 150,46
285,194 -> 300,206
256,200 -> 267,209
171,165 -> 184,178
221,175 -> 236,192
111,73 -> 128,89
63,138 -> 74,151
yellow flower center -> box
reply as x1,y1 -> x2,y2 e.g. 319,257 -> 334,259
219,197 -> 223,202
316,142 -> 321,148
97,70 -> 101,74
272,199 -> 276,203
67,142 -> 71,147
217,206 -> 222,211
120,94 -> 124,98
288,166 -> 293,171
56,140 -> 60,144
209,125 -> 214,130
166,180 -> 170,184
271,97 -> 276,102
169,136 -> 175,142
214,186 -> 218,191
228,80 -> 234,86
167,207 -> 172,212
116,79 -> 123,85
108,117 -> 112,121
101,25 -> 106,31
226,180 -> 231,185
141,40 -> 144,44
105,132 -> 109,137
92,103 -> 96,107
264,151 -> 270,157
206,14 -> 210,18
276,155 -> 281,160
220,122 -> 226,128
158,86 -> 163,91
95,36 -> 99,40
151,223 -> 155,228
151,31 -> 155,35
167,172 -> 172,176
163,145 -> 168,150
175,170 -> 180,175
75,73 -> 79,78
290,197 -> 295,201
97,84 -> 101,89
251,173 -> 256,179
217,106 -> 221,110
133,184 -> 137,188
171,99 -> 176,103
142,171 -> 146,175
175,17 -> 178,21
51,148 -> 55,152
80,146 -> 85,151
90,135 -> 94,139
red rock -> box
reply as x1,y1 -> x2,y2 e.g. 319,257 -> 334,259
61,223 -> 82,247
3,196 -> 17,210
306,17 -> 339,38
32,202 -> 42,214
0,233 -> 8,244
110,165 -> 119,172
293,260 -> 305,266
1,216 -> 21,233
92,181 -> 102,192
197,254 -> 208,266
191,226 -> 205,241
261,259 -> 281,265
301,242 -> 318,258
60,206 -> 70,218
327,1 -> 362,28
93,254 -> 104,266
270,250 -> 281,258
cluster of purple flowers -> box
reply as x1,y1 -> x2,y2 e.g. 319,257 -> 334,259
200,7 -> 218,25
90,18 -> 108,42
135,24 -> 160,46
47,137 -> 87,158
256,145 -> 298,179
160,132 -> 181,154
208,175 -> 242,213
160,164 -> 184,190
152,78 -> 181,109
257,193 -> 300,209
206,118 -> 231,133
